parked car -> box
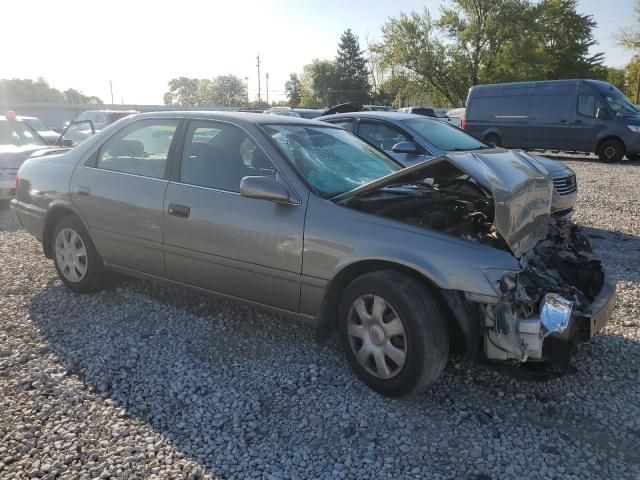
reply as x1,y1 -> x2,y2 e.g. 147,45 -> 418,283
16,115 -> 60,145
318,112 -> 577,218
464,79 -> 640,162
70,110 -> 138,132
12,112 -> 614,396
445,108 -> 466,128
363,105 -> 395,112
0,116 -> 50,199
292,108 -> 325,119
398,107 -> 437,117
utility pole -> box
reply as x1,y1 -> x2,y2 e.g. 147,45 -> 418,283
244,77 -> 249,104
256,55 -> 262,103
636,70 -> 640,104
266,73 -> 269,104
109,80 -> 114,105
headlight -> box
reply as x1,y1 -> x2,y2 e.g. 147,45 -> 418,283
628,125 -> 640,133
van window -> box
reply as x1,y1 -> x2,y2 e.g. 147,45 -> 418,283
530,95 -> 570,122
468,96 -> 530,122
577,95 -> 596,117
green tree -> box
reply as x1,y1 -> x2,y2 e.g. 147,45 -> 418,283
285,73 -> 303,107
618,0 -> 640,51
300,59 -> 338,107
209,75 -> 246,106
334,29 -> 370,104
163,77 -> 208,105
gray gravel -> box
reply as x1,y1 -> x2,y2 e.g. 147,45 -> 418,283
1,156 -> 640,480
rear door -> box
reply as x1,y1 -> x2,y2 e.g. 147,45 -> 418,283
162,120 -> 305,312
70,118 -> 179,276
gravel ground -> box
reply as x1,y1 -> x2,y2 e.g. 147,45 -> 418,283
0,156 -> 639,480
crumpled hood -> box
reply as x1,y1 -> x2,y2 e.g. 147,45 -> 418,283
0,145 -> 48,169
334,151 -> 553,257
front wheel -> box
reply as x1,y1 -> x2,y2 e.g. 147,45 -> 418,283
52,215 -> 105,293
597,139 -> 624,163
338,270 -> 449,396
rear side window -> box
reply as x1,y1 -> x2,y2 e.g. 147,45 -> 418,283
96,120 -> 178,179
327,119 -> 355,132
468,96 -> 530,122
577,95 -> 596,117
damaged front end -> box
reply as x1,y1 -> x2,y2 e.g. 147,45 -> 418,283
335,154 -> 615,372
482,222 -> 616,370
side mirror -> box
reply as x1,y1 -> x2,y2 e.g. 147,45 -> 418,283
391,141 -> 419,154
240,176 -> 297,205
596,108 -> 609,119
61,139 -> 73,147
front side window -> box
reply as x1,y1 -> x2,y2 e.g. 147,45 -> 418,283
577,94 -> 596,117
264,124 -> 400,198
0,121 -> 46,147
180,121 -> 275,192
96,119 -> 178,179
604,90 -> 638,117
358,121 -> 409,150
402,118 -> 487,152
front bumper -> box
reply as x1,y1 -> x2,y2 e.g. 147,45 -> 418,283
563,273 -> 617,342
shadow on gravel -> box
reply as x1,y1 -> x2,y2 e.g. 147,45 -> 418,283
26,275 -> 640,478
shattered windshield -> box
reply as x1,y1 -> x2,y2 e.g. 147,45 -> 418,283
263,124 -> 400,197
604,90 -> 638,117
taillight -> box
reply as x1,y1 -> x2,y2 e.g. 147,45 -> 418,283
15,171 -> 20,191
460,116 -> 467,130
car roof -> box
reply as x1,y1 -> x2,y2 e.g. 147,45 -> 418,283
317,111 -> 422,122
16,115 -> 39,121
128,110 -> 338,128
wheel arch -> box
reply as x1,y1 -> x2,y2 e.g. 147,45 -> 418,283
315,259 -> 476,356
42,204 -> 87,258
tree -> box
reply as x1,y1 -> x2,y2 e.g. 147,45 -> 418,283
163,77 -> 208,106
209,75 -> 246,106
300,59 -> 338,107
63,88 -> 103,105
618,0 -> 640,52
334,29 -> 371,104
285,73 -> 303,107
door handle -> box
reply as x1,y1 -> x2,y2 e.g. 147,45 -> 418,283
168,203 -> 190,218
76,186 -> 90,196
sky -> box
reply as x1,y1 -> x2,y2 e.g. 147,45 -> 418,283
2,0 -> 637,105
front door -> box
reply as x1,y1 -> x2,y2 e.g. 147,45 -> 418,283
70,118 -> 179,276
163,120 -> 305,312
567,93 -> 608,153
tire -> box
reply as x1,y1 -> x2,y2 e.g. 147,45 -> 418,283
338,270 -> 449,396
52,215 -> 105,293
484,133 -> 502,148
597,138 -> 624,163
626,153 -> 640,161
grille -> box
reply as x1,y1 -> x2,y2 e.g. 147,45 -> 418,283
552,173 -> 577,196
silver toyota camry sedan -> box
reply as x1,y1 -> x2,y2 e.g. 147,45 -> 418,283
11,112 -> 616,396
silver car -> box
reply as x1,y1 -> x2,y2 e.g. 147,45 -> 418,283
11,112 -> 615,396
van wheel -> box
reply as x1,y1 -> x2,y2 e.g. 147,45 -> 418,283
338,270 -> 448,397
626,153 -> 640,161
52,215 -> 105,293
484,134 -> 501,147
597,139 -> 624,163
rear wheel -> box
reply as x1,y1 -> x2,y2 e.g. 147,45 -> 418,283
338,270 -> 448,396
597,138 -> 624,163
484,133 -> 502,147
52,216 -> 105,293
